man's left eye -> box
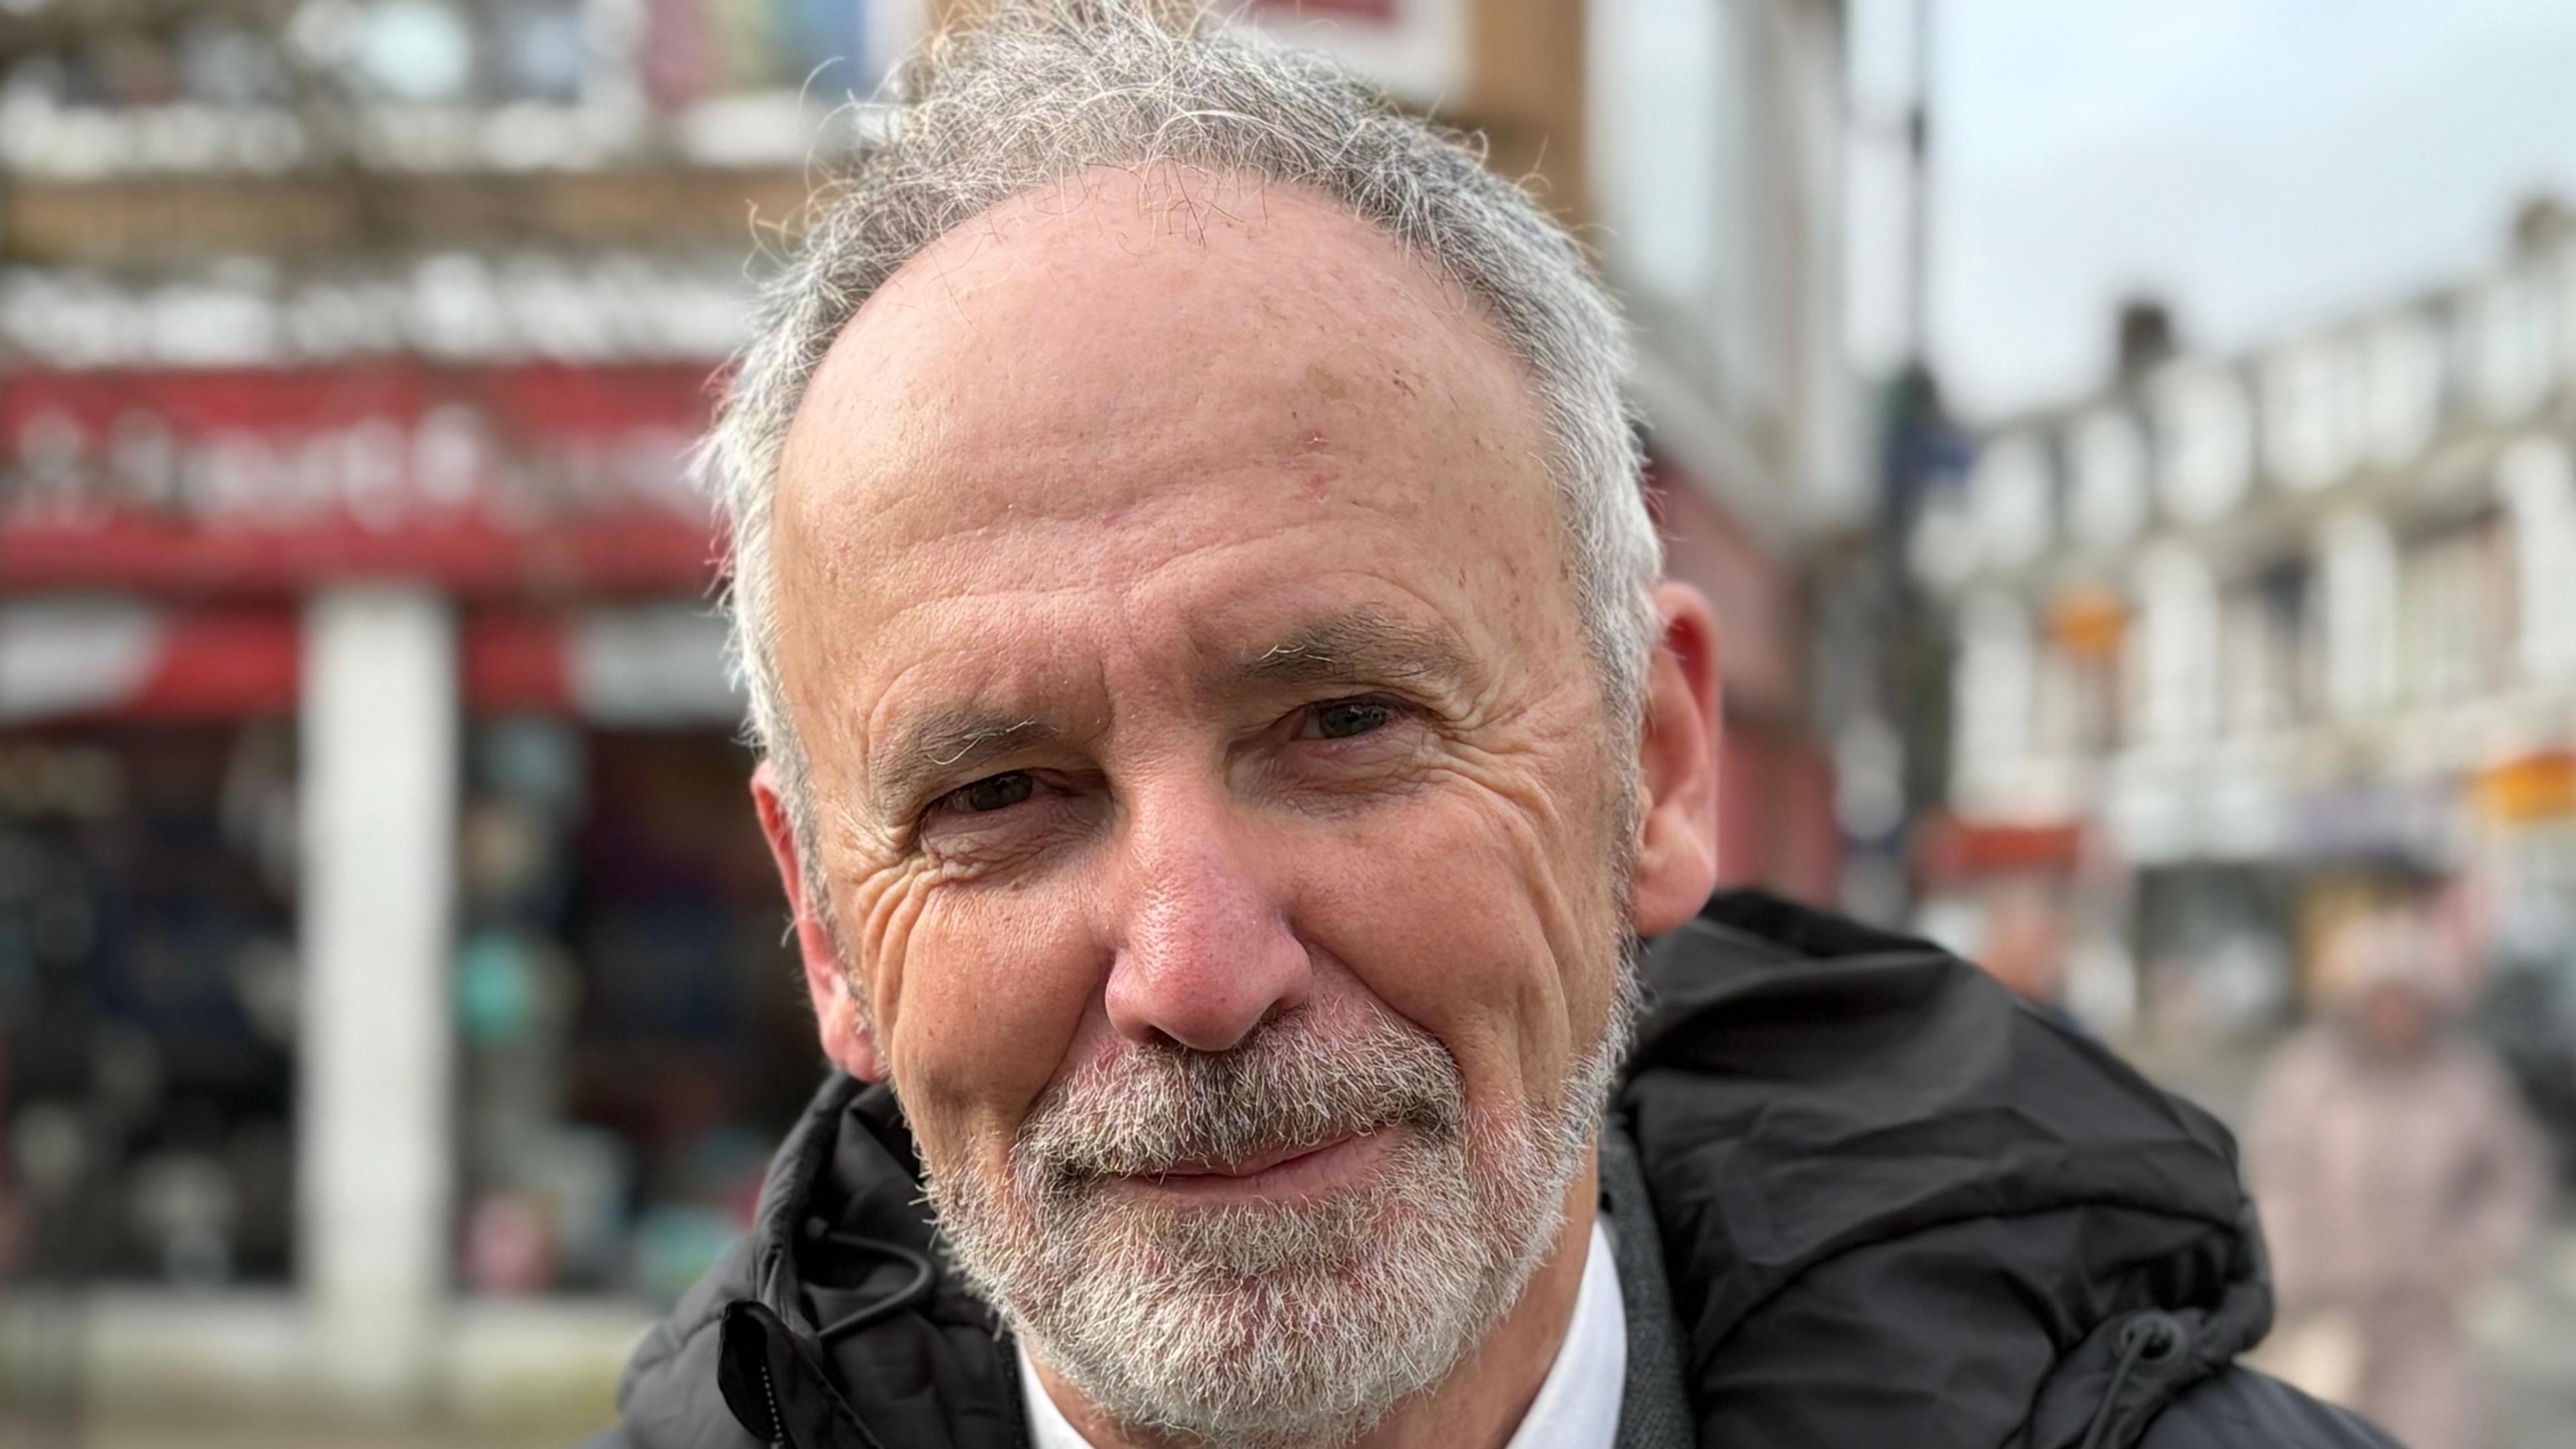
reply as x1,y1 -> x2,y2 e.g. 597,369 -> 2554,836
943,771 -> 1036,814
1307,700 -> 1395,739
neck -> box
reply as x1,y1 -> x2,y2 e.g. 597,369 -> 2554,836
1032,1151 -> 1603,1449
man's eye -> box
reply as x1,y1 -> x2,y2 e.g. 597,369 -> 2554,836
943,771 -> 1036,814
1308,700 -> 1395,740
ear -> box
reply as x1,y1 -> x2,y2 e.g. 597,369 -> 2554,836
751,759 -> 888,1083
1629,582 -> 1723,936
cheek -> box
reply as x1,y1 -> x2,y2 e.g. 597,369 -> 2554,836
858,871 -> 1103,1173
1289,776 -> 1617,1122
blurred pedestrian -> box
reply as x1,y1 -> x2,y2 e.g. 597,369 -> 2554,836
2249,909 -> 2551,1449
1979,877 -> 2072,1010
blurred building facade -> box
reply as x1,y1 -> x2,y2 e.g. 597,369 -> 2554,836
1911,209 -> 2576,1042
0,0 -> 1856,1430
0,0 -> 902,1426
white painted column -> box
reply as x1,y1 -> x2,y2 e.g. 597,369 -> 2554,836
2502,438 -> 2576,686
2131,543 -> 2220,747
297,587 -> 457,1415
1953,594 -> 2036,809
2320,511 -> 2400,720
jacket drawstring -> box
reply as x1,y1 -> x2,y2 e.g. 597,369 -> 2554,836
2077,1311 -> 2189,1449
809,1227 -> 941,1344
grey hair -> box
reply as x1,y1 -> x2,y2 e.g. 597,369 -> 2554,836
709,0 -> 1662,859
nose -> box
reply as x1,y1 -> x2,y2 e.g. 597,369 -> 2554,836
1102,785 -> 1311,1053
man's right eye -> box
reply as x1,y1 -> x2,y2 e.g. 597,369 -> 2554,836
942,771 -> 1036,814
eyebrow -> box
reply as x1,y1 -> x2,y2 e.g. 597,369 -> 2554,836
1231,611 -> 1481,698
869,710 -> 1061,818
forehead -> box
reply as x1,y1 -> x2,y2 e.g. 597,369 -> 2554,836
769,168 -> 1572,721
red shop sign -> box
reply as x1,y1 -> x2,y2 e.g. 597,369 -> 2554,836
1,362 -> 724,596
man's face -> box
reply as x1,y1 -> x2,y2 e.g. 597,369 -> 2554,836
758,169 -> 1712,1442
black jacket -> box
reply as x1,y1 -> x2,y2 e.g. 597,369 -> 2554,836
588,892 -> 2400,1448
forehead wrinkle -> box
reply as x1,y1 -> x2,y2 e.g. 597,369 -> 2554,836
841,509 -> 1446,658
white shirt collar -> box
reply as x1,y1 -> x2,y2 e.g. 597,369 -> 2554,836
1017,1217 -> 1627,1449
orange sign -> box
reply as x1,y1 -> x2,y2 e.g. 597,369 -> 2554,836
2474,751 -> 2576,823
2047,582 -> 2128,661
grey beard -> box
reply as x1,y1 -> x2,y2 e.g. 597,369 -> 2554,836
923,961 -> 1640,1449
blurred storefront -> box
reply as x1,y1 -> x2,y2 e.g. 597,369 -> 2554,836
1585,0 -> 1862,900
1911,205 -> 2576,1042
0,0 -> 894,1426
1,0 -> 1858,1432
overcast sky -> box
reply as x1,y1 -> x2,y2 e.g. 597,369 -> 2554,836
1845,0 -> 2576,423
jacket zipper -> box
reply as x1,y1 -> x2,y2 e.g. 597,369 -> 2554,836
753,1355 -> 791,1448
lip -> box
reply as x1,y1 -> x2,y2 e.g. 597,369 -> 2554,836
1118,1128 -> 1391,1202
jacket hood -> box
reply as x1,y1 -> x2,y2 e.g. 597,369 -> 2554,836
1622,892 -> 2275,1448
601,891 -> 2364,1449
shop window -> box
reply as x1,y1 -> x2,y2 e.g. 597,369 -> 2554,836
2068,407 -> 2149,549
0,724 -> 299,1290
2219,590 -> 2274,737
350,0 -> 479,105
453,718 -> 812,1301
2397,511 -> 2511,708
2132,863 -> 2296,1036
2359,312 -> 2443,468
639,0 -> 888,112
2457,270 -> 2557,422
0,0 -> 898,118
2150,363 -> 2252,525
1968,431 -> 2054,569
1588,0 -> 1768,405
2219,560 -> 2312,734
1238,0 -> 1468,107
2262,335 -> 2363,493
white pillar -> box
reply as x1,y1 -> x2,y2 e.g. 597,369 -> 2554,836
1954,594 -> 2036,802
2319,512 -> 2399,719
2502,438 -> 2576,686
297,587 -> 457,1415
2131,544 -> 2220,746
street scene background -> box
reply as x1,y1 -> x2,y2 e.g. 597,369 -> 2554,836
1,1 -> 2572,1446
